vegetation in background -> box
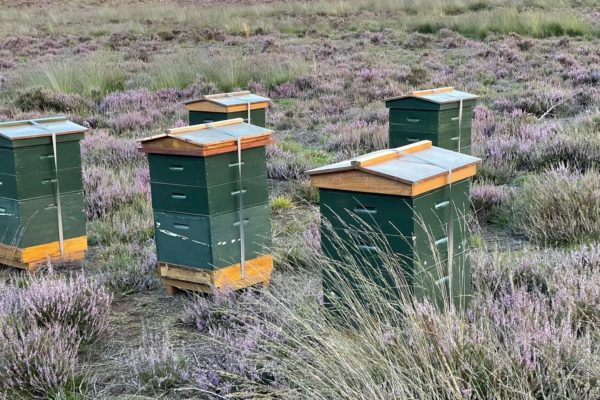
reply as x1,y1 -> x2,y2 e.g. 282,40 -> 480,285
0,0 -> 598,397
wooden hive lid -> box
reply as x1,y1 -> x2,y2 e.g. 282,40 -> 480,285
184,91 -> 271,113
306,141 -> 481,197
138,118 -> 274,156
0,117 -> 87,141
384,87 -> 479,107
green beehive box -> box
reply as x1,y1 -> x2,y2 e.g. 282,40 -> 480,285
385,87 -> 478,153
154,203 -> 271,269
307,140 -> 480,310
140,118 -> 274,285
0,192 -> 86,248
0,117 -> 88,268
185,91 -> 270,127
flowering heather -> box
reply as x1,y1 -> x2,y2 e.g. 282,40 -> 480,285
23,274 -> 112,344
0,322 -> 80,399
96,243 -> 160,294
83,165 -> 150,219
127,329 -> 187,390
80,131 -> 145,167
266,144 -> 315,180
323,119 -> 387,158
470,184 -> 514,222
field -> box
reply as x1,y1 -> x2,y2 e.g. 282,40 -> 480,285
0,0 -> 599,398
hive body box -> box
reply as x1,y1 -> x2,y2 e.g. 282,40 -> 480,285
184,91 -> 270,127
307,141 -> 481,311
139,118 -> 274,294
385,87 -> 478,154
0,117 -> 87,271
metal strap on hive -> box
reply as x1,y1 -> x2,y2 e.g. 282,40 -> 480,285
30,121 -> 65,255
207,118 -> 252,279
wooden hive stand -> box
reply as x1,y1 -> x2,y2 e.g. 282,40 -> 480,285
0,236 -> 87,273
158,255 -> 273,295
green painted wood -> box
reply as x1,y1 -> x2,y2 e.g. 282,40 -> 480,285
189,109 -> 266,127
385,97 -> 477,111
0,167 -> 83,200
153,203 -> 271,270
389,106 -> 474,151
318,179 -> 472,311
0,192 -> 86,248
320,180 -> 470,239
0,142 -> 81,175
0,133 -> 85,149
150,175 -> 268,215
320,189 -> 414,236
148,147 -> 267,187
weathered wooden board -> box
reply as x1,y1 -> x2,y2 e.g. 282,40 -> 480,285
159,254 -> 273,294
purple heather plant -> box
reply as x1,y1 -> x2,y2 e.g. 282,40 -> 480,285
80,131 -> 145,167
22,273 -> 112,344
0,322 -> 81,399
127,329 -> 187,390
470,184 -> 514,222
83,165 -> 150,219
323,119 -> 387,158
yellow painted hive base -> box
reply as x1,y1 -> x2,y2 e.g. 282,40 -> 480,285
158,255 -> 274,295
0,236 -> 88,272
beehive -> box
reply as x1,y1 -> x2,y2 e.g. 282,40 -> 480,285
139,118 -> 274,294
385,87 -> 479,153
184,91 -> 271,127
307,140 -> 481,310
0,117 -> 87,271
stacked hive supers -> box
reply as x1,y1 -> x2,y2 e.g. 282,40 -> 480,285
385,87 -> 478,154
307,140 -> 481,310
139,118 -> 274,294
0,117 -> 87,271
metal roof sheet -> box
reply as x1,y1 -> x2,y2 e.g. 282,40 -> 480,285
385,87 -> 479,104
139,118 -> 272,147
185,91 -> 271,107
171,121 -> 270,144
0,117 -> 87,140
307,143 -> 480,184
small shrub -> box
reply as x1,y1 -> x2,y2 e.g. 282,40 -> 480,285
96,244 -> 160,294
87,199 -> 154,245
126,329 -> 187,391
83,166 -> 150,219
80,131 -> 145,168
323,120 -> 387,158
22,274 -> 112,344
509,168 -> 600,245
14,87 -> 94,114
271,196 -> 294,214
0,322 -> 81,399
470,184 -> 514,223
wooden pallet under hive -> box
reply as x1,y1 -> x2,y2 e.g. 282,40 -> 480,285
0,236 -> 87,272
158,254 -> 273,295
